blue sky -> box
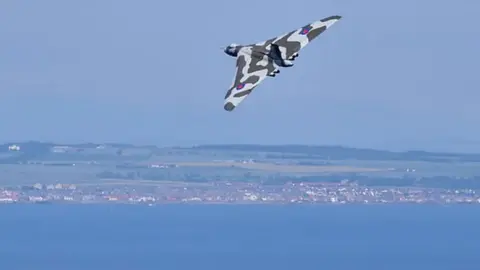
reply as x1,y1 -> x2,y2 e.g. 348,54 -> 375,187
1,1 -> 479,152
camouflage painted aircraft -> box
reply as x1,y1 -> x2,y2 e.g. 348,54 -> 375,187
222,15 -> 342,112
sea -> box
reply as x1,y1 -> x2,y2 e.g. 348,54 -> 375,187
1,204 -> 479,270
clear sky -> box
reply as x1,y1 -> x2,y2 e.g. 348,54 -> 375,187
1,1 -> 479,152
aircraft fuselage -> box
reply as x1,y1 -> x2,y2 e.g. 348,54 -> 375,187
223,44 -> 293,68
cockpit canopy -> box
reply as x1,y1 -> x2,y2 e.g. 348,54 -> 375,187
224,43 -> 239,57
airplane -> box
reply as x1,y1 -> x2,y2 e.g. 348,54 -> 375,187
222,15 -> 342,112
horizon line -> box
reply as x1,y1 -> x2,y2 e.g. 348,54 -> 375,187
1,140 -> 480,155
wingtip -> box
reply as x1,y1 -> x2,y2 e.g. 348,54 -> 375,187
321,15 -> 342,22
224,102 -> 236,112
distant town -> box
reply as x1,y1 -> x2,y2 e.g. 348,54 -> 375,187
1,181 -> 479,205
1,141 -> 480,205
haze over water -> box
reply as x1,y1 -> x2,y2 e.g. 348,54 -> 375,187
1,204 -> 479,270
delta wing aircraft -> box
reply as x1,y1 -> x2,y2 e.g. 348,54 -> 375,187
222,15 -> 342,111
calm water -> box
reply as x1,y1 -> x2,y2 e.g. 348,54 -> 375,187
1,204 -> 479,270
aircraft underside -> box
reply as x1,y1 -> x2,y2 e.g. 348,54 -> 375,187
265,47 -> 298,77
222,15 -> 342,112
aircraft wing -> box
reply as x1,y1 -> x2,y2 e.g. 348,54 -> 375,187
224,47 -> 276,111
254,15 -> 342,61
